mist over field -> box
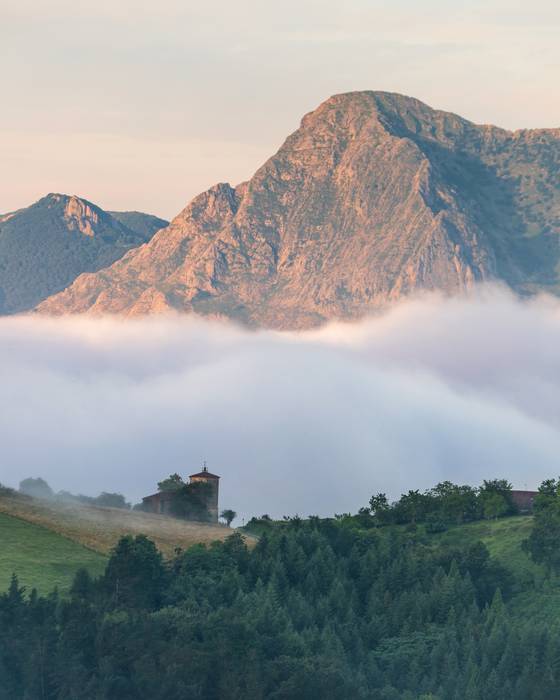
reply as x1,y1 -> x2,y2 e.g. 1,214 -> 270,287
1,286 -> 559,520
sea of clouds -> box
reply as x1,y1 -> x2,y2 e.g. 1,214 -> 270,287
1,285 -> 560,520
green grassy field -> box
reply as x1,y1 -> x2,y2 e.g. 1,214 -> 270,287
431,515 -> 560,620
436,515 -> 537,579
0,492 -> 254,597
0,511 -> 107,595
0,493 -> 245,558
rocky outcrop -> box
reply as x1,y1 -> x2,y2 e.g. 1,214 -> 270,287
37,92 -> 560,328
0,194 -> 167,314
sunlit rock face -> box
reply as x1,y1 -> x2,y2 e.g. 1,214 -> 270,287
37,92 -> 560,328
0,194 -> 167,314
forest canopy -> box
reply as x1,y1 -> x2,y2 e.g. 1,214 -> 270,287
0,477 -> 556,699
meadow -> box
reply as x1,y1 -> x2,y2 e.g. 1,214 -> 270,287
0,492 -> 251,594
0,511 -> 106,594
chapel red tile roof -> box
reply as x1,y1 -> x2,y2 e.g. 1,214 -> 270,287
189,469 -> 220,480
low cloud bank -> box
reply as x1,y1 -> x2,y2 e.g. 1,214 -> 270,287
1,287 -> 559,519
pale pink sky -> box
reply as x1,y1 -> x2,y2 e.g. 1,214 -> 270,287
1,0 -> 559,219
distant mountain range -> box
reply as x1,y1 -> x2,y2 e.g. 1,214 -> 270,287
9,91 -> 560,327
0,194 -> 167,314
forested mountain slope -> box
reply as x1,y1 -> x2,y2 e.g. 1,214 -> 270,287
0,194 -> 167,314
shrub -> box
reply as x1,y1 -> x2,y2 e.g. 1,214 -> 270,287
19,477 -> 53,500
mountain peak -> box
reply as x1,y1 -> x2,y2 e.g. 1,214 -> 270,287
317,89 -> 434,110
0,195 -> 167,314
303,90 -> 461,124
36,93 -> 560,327
42,192 -> 95,207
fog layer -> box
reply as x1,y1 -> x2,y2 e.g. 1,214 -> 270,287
1,287 -> 559,519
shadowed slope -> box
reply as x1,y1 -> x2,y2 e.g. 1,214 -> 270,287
0,194 -> 167,314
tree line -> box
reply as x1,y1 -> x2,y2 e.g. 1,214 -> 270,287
18,477 -> 130,510
524,478 -> 560,573
362,478 -> 518,531
245,478 -> 520,536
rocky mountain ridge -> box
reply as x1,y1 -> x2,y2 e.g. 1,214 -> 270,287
35,92 -> 560,327
0,194 -> 167,314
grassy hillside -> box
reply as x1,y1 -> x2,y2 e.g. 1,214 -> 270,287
0,492 -> 252,594
0,493 -> 243,557
433,515 -> 535,577
0,511 -> 106,595
431,516 -> 560,620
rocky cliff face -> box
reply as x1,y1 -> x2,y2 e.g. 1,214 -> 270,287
37,92 -> 560,327
0,194 -> 167,314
